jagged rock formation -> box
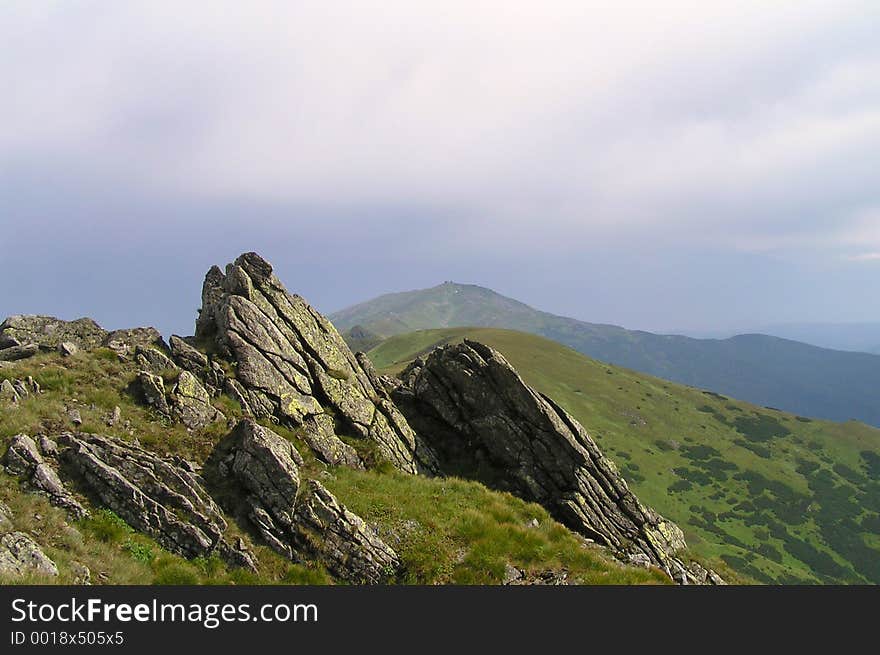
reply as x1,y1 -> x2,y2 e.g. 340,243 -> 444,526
195,252 -> 434,473
211,419 -> 399,583
393,339 -> 711,582
4,434 -> 88,519
58,432 -> 254,568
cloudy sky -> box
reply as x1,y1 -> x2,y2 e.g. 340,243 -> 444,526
2,1 -> 879,337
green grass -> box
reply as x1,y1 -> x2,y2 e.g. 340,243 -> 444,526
369,327 -> 880,584
0,348 -> 665,585
323,468 -> 668,585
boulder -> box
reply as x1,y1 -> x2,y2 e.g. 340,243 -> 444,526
169,371 -> 224,429
0,343 -> 39,362
212,419 -> 399,583
137,371 -> 170,416
393,340 -> 699,579
169,335 -> 209,374
195,253 -> 435,473
0,379 -> 19,403
134,346 -> 176,373
58,341 -> 78,357
0,532 -> 58,577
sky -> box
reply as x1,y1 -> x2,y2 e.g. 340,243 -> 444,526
2,1 -> 880,338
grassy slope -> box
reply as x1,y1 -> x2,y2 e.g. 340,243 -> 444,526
369,328 -> 880,584
333,283 -> 880,426
0,350 -> 664,585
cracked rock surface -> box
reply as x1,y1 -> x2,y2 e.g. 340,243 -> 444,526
393,339 -> 703,579
196,252 -> 435,473
212,419 -> 399,583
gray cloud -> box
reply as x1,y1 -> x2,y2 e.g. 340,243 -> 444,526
2,1 -> 880,334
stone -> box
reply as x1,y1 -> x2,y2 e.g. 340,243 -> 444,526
169,371 -> 224,429
72,562 -> 91,585
134,346 -> 176,373
168,335 -> 209,374
0,501 -> 13,532
0,379 -> 19,403
60,432 -> 252,566
503,563 -> 524,584
58,341 -> 78,357
195,252 -> 435,473
393,339 -> 709,582
38,436 -> 59,458
3,433 -> 88,519
67,408 -> 83,426
0,531 -> 58,577
106,406 -> 122,427
211,419 -> 399,583
0,315 -> 107,352
137,371 -> 170,416
293,479 -> 400,584
0,343 -> 39,362
103,327 -> 164,356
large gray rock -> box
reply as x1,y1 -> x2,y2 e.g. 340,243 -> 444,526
4,433 -> 88,519
169,335 -> 209,375
135,345 -> 176,373
0,315 -> 107,352
0,532 -> 58,578
0,344 -> 39,361
169,371 -> 224,429
60,432 -> 251,566
393,339 -> 703,581
212,419 -> 399,583
195,252 -> 434,473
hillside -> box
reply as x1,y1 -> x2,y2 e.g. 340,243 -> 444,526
332,283 -> 880,426
369,327 -> 880,584
0,253 -> 687,586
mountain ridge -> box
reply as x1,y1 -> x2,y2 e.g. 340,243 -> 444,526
332,282 -> 880,426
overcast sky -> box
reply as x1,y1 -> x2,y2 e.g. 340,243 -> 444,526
2,1 -> 879,337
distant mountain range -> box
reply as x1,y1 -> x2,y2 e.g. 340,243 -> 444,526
331,282 -> 880,426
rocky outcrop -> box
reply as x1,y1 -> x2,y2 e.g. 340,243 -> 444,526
0,344 -> 40,361
134,345 -> 176,373
212,419 -> 399,583
0,532 -> 58,578
136,370 -> 224,429
393,340 -> 703,581
0,376 -> 40,404
195,252 -> 434,473
0,315 -> 164,362
0,315 -> 107,354
4,434 -> 88,519
103,327 -> 164,357
60,432 -> 253,567
169,371 -> 224,429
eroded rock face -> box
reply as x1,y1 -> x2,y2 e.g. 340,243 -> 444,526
136,370 -> 224,429
212,419 -> 399,583
393,340 -> 691,576
60,432 -> 250,565
195,252 -> 434,473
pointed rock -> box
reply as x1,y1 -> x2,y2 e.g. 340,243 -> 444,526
195,252 -> 435,473
393,339 -> 691,575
